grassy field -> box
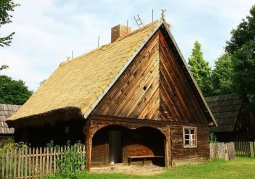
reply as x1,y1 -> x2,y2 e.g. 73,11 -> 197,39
49,157 -> 255,179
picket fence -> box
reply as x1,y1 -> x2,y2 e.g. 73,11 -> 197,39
210,141 -> 255,160
0,145 -> 86,179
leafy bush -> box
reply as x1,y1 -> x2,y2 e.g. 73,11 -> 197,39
209,133 -> 217,143
46,140 -> 86,179
0,138 -> 28,154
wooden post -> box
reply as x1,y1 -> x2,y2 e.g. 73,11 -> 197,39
85,120 -> 92,172
224,143 -> 229,160
250,142 -> 254,157
164,125 -> 171,168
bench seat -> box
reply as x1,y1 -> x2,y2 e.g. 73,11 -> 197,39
127,155 -> 164,166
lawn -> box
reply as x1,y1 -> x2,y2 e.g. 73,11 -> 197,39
49,157 -> 255,179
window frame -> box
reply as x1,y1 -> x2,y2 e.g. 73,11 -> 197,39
183,126 -> 197,148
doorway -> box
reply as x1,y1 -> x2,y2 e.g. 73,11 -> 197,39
109,131 -> 121,164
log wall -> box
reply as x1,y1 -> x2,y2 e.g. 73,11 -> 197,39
170,123 -> 210,166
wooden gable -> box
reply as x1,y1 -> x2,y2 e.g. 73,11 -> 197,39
93,31 -> 160,119
93,28 -> 208,125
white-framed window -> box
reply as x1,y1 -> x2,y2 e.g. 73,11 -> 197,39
183,126 -> 197,148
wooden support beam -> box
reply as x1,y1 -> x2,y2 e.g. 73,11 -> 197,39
164,125 -> 171,168
85,121 -> 92,172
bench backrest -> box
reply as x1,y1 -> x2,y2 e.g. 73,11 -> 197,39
126,144 -> 154,156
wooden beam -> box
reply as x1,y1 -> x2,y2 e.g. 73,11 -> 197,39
165,125 -> 171,168
85,120 -> 92,172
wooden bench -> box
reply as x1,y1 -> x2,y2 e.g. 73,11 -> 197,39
127,155 -> 164,166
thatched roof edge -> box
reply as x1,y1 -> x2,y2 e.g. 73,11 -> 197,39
6,107 -> 83,129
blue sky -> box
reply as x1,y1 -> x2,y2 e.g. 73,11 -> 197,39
0,0 -> 254,91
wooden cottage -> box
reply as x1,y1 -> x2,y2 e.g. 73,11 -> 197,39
0,104 -> 21,141
7,17 -> 216,171
205,94 -> 255,142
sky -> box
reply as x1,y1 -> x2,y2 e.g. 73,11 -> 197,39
0,0 -> 254,92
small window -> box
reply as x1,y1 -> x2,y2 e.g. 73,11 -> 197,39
183,126 -> 197,148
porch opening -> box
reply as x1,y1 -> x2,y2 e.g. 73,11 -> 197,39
109,130 -> 121,164
91,125 -> 166,167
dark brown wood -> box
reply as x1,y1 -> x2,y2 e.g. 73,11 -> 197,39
127,155 -> 164,166
170,124 -> 210,165
85,120 -> 92,172
158,31 -> 208,124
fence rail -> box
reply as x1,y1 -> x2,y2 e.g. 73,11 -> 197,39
0,145 -> 86,179
210,141 -> 255,160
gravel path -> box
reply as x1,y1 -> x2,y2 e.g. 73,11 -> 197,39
90,164 -> 166,176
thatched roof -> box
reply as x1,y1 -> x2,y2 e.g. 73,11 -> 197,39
7,18 -> 216,128
205,94 -> 243,132
0,104 -> 21,134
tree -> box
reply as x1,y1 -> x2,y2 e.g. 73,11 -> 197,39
0,75 -> 32,105
188,41 -> 213,97
225,5 -> 255,111
0,0 -> 20,47
0,65 -> 9,71
211,53 -> 234,95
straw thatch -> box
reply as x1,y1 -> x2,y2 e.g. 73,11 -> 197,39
205,94 -> 243,132
7,20 -> 161,128
0,104 -> 21,134
6,18 -> 216,128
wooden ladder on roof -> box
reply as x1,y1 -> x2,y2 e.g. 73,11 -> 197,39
134,15 -> 144,28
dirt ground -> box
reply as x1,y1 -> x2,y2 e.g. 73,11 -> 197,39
90,164 -> 166,176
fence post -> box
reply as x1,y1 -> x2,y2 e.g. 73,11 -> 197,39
250,142 -> 254,158
1,151 -> 4,179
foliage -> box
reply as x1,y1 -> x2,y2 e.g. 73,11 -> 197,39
209,133 -> 217,143
225,5 -> 255,112
188,41 -> 213,97
47,140 -> 85,179
0,0 -> 20,47
0,75 -> 32,104
211,53 -> 234,95
0,138 -> 28,156
0,65 -> 9,71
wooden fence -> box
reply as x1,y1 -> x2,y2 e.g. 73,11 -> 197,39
0,145 -> 86,179
210,141 -> 255,160
234,141 -> 255,157
210,142 -> 235,160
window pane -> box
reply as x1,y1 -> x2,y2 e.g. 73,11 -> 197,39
183,127 -> 196,147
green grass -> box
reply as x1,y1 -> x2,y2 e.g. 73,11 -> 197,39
48,157 -> 255,179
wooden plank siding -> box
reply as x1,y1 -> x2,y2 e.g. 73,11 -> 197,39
93,31 -> 160,119
158,31 -> 208,124
170,124 -> 210,166
93,29 -> 209,126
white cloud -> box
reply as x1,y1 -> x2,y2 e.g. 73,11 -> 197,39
0,0 -> 254,91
